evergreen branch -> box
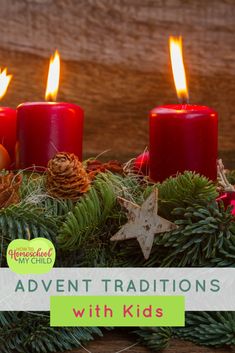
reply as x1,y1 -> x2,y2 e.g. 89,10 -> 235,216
41,197 -> 75,217
175,312 -> 235,347
0,312 -> 103,353
157,172 -> 218,219
57,172 -> 149,265
134,327 -> 172,351
0,203 -> 58,241
57,173 -> 118,251
156,202 -> 235,267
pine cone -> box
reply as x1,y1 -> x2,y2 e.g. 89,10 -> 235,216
0,173 -> 22,209
46,152 -> 91,200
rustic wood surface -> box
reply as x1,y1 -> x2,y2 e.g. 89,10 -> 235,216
0,0 -> 234,160
65,330 -> 235,353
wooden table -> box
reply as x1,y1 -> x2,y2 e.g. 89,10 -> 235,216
65,330 -> 235,353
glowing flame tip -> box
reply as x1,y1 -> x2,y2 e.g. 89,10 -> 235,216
45,50 -> 60,102
169,36 -> 188,102
0,68 -> 12,100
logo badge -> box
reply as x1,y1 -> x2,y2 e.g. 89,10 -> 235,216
7,238 -> 56,274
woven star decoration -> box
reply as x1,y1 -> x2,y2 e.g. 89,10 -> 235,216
110,188 -> 177,259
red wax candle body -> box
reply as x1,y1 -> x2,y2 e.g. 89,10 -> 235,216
16,102 -> 83,168
0,107 -> 16,160
149,105 -> 218,182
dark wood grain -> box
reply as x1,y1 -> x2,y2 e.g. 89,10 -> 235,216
0,0 -> 234,160
65,330 -> 235,353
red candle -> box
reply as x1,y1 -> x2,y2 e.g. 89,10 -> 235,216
149,105 -> 218,182
0,107 -> 16,160
16,102 -> 83,168
149,36 -> 218,182
0,68 -> 16,161
16,50 -> 84,169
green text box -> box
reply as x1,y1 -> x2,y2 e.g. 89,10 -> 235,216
50,296 -> 185,327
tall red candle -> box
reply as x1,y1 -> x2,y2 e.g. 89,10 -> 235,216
149,104 -> 218,182
0,68 -> 16,161
149,36 -> 218,182
16,102 -> 83,168
16,50 -> 84,169
0,107 -> 16,160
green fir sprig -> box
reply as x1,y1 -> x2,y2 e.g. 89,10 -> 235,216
0,167 -> 234,352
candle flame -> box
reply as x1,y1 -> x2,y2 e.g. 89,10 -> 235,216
169,36 -> 188,102
45,50 -> 60,102
0,68 -> 12,100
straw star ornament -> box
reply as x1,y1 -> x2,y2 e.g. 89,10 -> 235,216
110,188 -> 177,259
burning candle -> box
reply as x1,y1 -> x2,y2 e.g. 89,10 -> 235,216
149,37 -> 218,182
16,50 -> 83,169
0,68 -> 16,161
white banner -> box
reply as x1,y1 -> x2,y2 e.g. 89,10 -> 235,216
0,268 -> 234,311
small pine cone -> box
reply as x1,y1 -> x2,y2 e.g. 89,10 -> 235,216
46,152 -> 91,200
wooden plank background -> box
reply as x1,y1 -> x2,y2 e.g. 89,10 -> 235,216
0,0 -> 234,162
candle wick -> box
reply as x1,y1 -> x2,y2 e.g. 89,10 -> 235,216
178,95 -> 189,105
